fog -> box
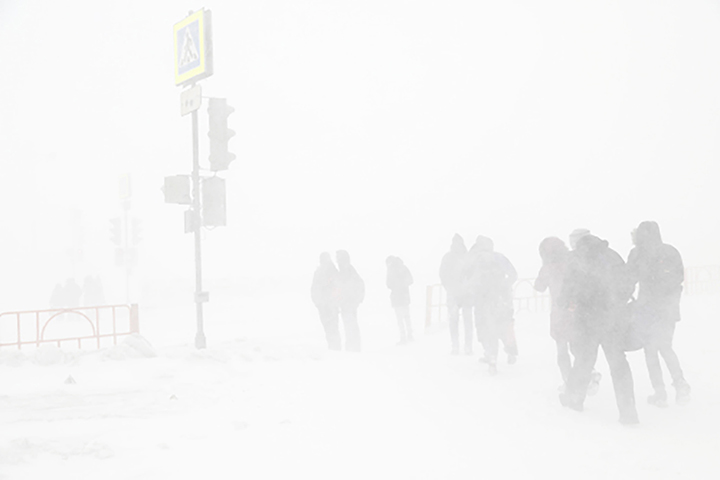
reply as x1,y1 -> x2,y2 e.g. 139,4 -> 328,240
1,1 -> 719,315
2,2 -> 720,477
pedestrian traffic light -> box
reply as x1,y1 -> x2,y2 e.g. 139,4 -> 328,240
131,218 -> 142,245
207,98 -> 235,171
110,217 -> 122,246
202,176 -> 226,226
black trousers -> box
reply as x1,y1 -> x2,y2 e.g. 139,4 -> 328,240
567,323 -> 637,419
340,306 -> 361,352
644,321 -> 685,391
318,305 -> 341,350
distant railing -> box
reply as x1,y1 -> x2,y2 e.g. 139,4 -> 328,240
0,304 -> 139,350
425,280 -> 550,329
683,266 -> 720,295
426,266 -> 720,328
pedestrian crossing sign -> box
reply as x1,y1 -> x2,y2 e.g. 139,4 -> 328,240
174,9 -> 213,86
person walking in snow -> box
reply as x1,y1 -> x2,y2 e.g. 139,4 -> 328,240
568,228 -> 591,251
439,234 -> 474,355
311,252 -> 341,351
626,221 -> 691,407
467,235 -> 518,374
336,250 -> 365,352
566,228 -> 602,394
558,234 -> 639,425
386,256 -> 414,345
534,237 -> 575,389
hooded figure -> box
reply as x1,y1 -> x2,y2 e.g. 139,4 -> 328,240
311,252 -> 341,350
386,256 -> 414,344
439,234 -> 474,354
439,234 -> 473,306
534,237 -> 575,384
467,235 -> 518,373
559,234 -> 639,425
336,250 -> 364,352
569,228 -> 591,251
627,221 -> 690,407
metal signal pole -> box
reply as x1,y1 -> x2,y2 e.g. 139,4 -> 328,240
172,9 -> 214,349
191,100 -> 206,349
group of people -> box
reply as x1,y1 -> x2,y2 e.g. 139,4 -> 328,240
310,250 -> 415,351
534,223 -> 690,425
310,220 -> 691,426
439,234 -> 518,375
311,250 -> 365,352
49,275 -> 105,309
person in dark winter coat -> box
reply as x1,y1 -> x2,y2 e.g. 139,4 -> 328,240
311,252 -> 341,350
568,228 -> 591,251
627,221 -> 690,407
534,237 -> 575,387
559,234 -> 639,425
386,256 -> 414,345
566,228 -> 603,394
336,250 -> 364,352
467,235 -> 518,374
439,234 -> 474,355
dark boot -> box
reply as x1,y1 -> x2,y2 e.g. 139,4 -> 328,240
559,391 -> 584,412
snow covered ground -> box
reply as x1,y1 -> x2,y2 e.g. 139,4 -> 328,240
1,293 -> 718,480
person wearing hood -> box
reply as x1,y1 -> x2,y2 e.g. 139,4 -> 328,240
559,234 -> 639,424
311,252 -> 341,351
564,228 -> 603,395
336,250 -> 365,352
439,234 -> 474,355
386,256 -> 414,345
627,221 -> 690,407
568,228 -> 591,251
467,235 -> 518,374
534,237 -> 575,388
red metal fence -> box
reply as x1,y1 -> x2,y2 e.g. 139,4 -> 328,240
0,304 -> 139,350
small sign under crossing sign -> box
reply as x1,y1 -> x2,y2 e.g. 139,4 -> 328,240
180,84 -> 202,116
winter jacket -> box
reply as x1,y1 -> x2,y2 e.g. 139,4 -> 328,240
627,221 -> 683,323
466,242 -> 517,305
534,237 -> 573,341
560,235 -> 634,334
386,257 -> 413,308
439,236 -> 473,306
337,265 -> 365,310
311,259 -> 339,309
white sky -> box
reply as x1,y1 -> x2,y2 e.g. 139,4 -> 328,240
1,0 -> 719,309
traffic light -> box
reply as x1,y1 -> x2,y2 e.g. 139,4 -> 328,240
131,218 -> 142,245
207,98 -> 235,171
202,176 -> 226,226
110,217 -> 122,246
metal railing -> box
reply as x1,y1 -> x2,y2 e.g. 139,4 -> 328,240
425,280 -> 550,329
0,304 -> 139,350
683,266 -> 720,295
426,266 -> 720,328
